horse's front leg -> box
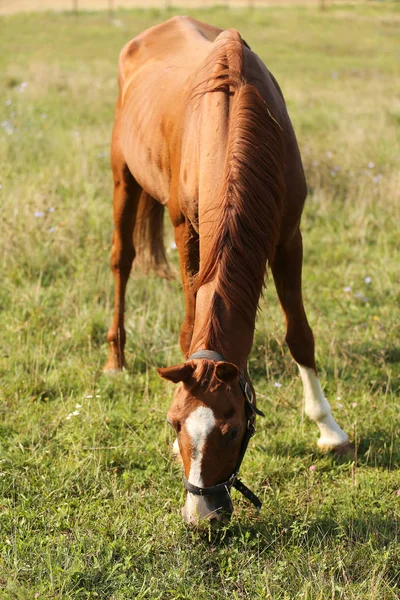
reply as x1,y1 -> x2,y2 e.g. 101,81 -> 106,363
272,228 -> 351,454
173,219 -> 199,358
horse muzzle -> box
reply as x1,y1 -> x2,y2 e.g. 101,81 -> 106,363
182,490 -> 233,525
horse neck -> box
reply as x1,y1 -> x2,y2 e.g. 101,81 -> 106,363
189,281 -> 256,370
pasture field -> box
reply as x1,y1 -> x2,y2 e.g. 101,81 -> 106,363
0,0 -> 365,15
0,4 -> 400,599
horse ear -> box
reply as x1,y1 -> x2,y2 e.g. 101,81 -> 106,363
157,362 -> 195,384
215,361 -> 239,383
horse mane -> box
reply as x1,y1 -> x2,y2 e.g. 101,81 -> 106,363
191,359 -> 219,392
191,31 -> 286,351
190,359 -> 232,395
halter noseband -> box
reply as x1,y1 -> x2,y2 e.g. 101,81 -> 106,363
183,350 -> 264,511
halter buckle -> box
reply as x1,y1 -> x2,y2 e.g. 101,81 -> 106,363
243,381 -> 253,404
247,421 -> 256,437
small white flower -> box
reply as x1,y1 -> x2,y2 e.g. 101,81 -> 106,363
5,99 -> 11,106
48,227 -> 55,233
364,276 -> 371,284
72,410 -> 79,416
85,395 -> 93,399
368,162 -> 374,169
34,211 -> 45,217
95,394 -> 101,398
19,81 -> 27,92
373,174 -> 382,183
48,207 -> 55,213
344,286 -> 352,293
1,120 -> 13,135
66,414 -> 72,420
75,404 -> 82,409
336,396 -> 341,400
326,151 -> 333,159
171,241 -> 177,250
41,113 -> 47,119
273,382 -> 282,388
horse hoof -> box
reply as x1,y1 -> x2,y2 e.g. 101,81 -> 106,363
103,367 -> 123,375
332,441 -> 355,459
103,361 -> 125,374
172,438 -> 182,464
319,440 -> 355,459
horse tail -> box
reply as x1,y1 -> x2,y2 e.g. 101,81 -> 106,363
192,30 -> 286,325
133,191 -> 173,279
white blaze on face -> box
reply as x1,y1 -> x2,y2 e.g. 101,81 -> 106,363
183,405 -> 216,521
185,405 -> 216,486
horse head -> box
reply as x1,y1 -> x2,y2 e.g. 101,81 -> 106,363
158,352 -> 263,524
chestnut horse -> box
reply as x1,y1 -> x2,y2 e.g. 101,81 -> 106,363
104,16 -> 350,523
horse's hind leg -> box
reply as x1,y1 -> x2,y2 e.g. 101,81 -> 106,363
104,144 -> 142,372
271,228 -> 350,452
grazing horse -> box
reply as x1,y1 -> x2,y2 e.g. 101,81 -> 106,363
104,16 -> 351,523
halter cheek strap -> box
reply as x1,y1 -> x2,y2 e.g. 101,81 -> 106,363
182,350 -> 264,511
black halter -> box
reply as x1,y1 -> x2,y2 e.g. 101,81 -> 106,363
183,350 -> 264,511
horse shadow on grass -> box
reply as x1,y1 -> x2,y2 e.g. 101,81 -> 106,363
259,425 -> 400,469
356,426 -> 400,469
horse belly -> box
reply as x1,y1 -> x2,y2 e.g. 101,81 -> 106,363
119,81 -> 177,205
125,143 -> 170,206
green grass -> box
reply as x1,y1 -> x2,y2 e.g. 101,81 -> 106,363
1,4 -> 400,599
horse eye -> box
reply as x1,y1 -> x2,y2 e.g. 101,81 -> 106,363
228,429 -> 239,442
222,427 -> 239,442
167,417 -> 181,433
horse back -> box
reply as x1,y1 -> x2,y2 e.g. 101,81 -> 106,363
116,17 -> 221,204
115,16 -> 306,238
